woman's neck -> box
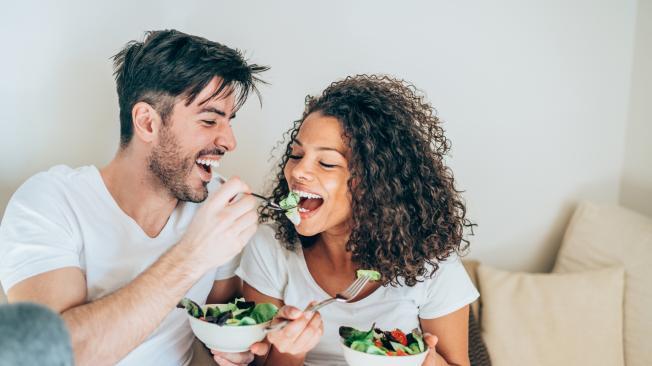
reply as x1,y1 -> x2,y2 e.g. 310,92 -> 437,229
311,227 -> 354,271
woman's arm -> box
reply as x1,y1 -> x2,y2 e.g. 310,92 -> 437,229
242,282 -> 322,366
419,305 -> 471,366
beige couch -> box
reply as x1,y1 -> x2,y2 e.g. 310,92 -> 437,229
464,202 -> 652,366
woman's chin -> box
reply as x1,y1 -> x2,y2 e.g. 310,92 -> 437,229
295,224 -> 320,237
294,215 -> 327,237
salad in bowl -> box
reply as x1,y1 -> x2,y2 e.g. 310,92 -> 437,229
339,324 -> 428,366
177,297 -> 278,352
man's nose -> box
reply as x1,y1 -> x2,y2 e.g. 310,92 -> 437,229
215,122 -> 236,152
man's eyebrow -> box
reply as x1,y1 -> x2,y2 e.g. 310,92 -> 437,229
199,107 -> 236,119
293,138 -> 345,156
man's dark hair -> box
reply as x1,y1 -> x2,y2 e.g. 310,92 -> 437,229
112,29 -> 268,147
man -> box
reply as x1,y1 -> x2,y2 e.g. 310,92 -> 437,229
0,30 -> 268,365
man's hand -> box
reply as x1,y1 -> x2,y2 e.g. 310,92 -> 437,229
180,177 -> 258,273
211,343 -> 269,366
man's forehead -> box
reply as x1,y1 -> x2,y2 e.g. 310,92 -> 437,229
189,80 -> 237,111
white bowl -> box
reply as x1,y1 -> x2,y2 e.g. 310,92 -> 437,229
340,340 -> 428,366
186,304 -> 270,353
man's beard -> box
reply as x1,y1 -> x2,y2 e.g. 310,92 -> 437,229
148,126 -> 209,203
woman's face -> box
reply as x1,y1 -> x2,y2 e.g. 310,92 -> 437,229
283,111 -> 352,237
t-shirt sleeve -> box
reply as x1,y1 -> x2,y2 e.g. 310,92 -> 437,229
418,254 -> 480,319
0,172 -> 82,292
213,253 -> 241,281
235,225 -> 288,300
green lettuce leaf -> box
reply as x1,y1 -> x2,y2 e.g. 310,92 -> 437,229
356,269 -> 381,281
411,328 -> 425,352
176,298 -> 204,318
250,303 -> 279,324
279,191 -> 300,210
390,341 -> 417,355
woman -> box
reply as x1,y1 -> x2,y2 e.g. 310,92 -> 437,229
237,75 -> 478,366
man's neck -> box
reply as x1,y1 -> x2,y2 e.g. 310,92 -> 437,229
100,148 -> 178,238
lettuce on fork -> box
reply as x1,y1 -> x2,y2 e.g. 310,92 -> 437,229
356,269 -> 381,281
280,191 -> 301,225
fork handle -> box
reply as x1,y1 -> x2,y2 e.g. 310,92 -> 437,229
249,192 -> 269,201
305,297 -> 336,312
263,298 -> 336,333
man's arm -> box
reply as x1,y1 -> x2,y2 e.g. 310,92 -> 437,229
9,243 -> 204,366
7,178 -> 258,366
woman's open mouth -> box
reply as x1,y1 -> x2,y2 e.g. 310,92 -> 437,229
294,190 -> 324,219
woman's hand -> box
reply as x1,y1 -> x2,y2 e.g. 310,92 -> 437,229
421,333 -> 440,366
266,303 -> 324,357
211,342 -> 269,366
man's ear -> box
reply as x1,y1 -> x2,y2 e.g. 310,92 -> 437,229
131,102 -> 163,144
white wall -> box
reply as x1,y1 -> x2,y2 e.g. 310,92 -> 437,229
621,0 -> 652,217
0,0 -> 638,272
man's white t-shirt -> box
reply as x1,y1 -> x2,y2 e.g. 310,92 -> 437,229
236,225 -> 479,366
0,165 -> 238,366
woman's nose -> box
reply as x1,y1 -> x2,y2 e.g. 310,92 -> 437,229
290,158 -> 313,182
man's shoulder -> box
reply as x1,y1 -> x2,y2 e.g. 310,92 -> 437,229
20,165 -> 97,189
5,165 -> 99,216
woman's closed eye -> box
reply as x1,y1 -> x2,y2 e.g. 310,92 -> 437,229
288,154 -> 338,168
201,120 -> 216,126
319,162 -> 337,168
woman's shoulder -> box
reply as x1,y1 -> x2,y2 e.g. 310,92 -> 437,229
415,253 -> 479,318
386,254 -> 473,296
245,224 -> 297,261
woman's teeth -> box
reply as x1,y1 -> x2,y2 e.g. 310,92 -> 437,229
293,189 -> 324,213
293,190 -> 322,199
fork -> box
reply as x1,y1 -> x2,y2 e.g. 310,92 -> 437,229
264,275 -> 371,332
212,173 -> 289,211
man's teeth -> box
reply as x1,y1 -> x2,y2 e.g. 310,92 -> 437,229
298,207 -> 309,213
293,190 -> 322,199
196,159 -> 220,168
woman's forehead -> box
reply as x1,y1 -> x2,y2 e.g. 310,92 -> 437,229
297,112 -> 346,150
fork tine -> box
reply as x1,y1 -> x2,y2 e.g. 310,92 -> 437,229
343,276 -> 369,298
347,277 -> 368,298
213,174 -> 292,212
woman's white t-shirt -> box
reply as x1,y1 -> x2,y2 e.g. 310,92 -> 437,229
236,225 -> 479,366
0,165 -> 239,366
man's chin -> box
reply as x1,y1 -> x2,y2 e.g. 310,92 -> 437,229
175,185 -> 209,203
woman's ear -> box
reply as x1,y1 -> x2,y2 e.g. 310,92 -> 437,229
131,102 -> 163,144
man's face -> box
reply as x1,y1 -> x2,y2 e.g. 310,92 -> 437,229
148,77 -> 237,203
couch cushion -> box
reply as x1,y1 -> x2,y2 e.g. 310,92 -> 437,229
462,259 -> 480,321
478,264 -> 624,366
554,202 -> 652,366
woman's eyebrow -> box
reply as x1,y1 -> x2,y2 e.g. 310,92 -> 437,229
294,138 -> 345,156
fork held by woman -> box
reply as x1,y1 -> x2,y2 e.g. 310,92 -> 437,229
264,275 -> 371,333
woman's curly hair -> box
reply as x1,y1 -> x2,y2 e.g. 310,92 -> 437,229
260,74 -> 474,286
